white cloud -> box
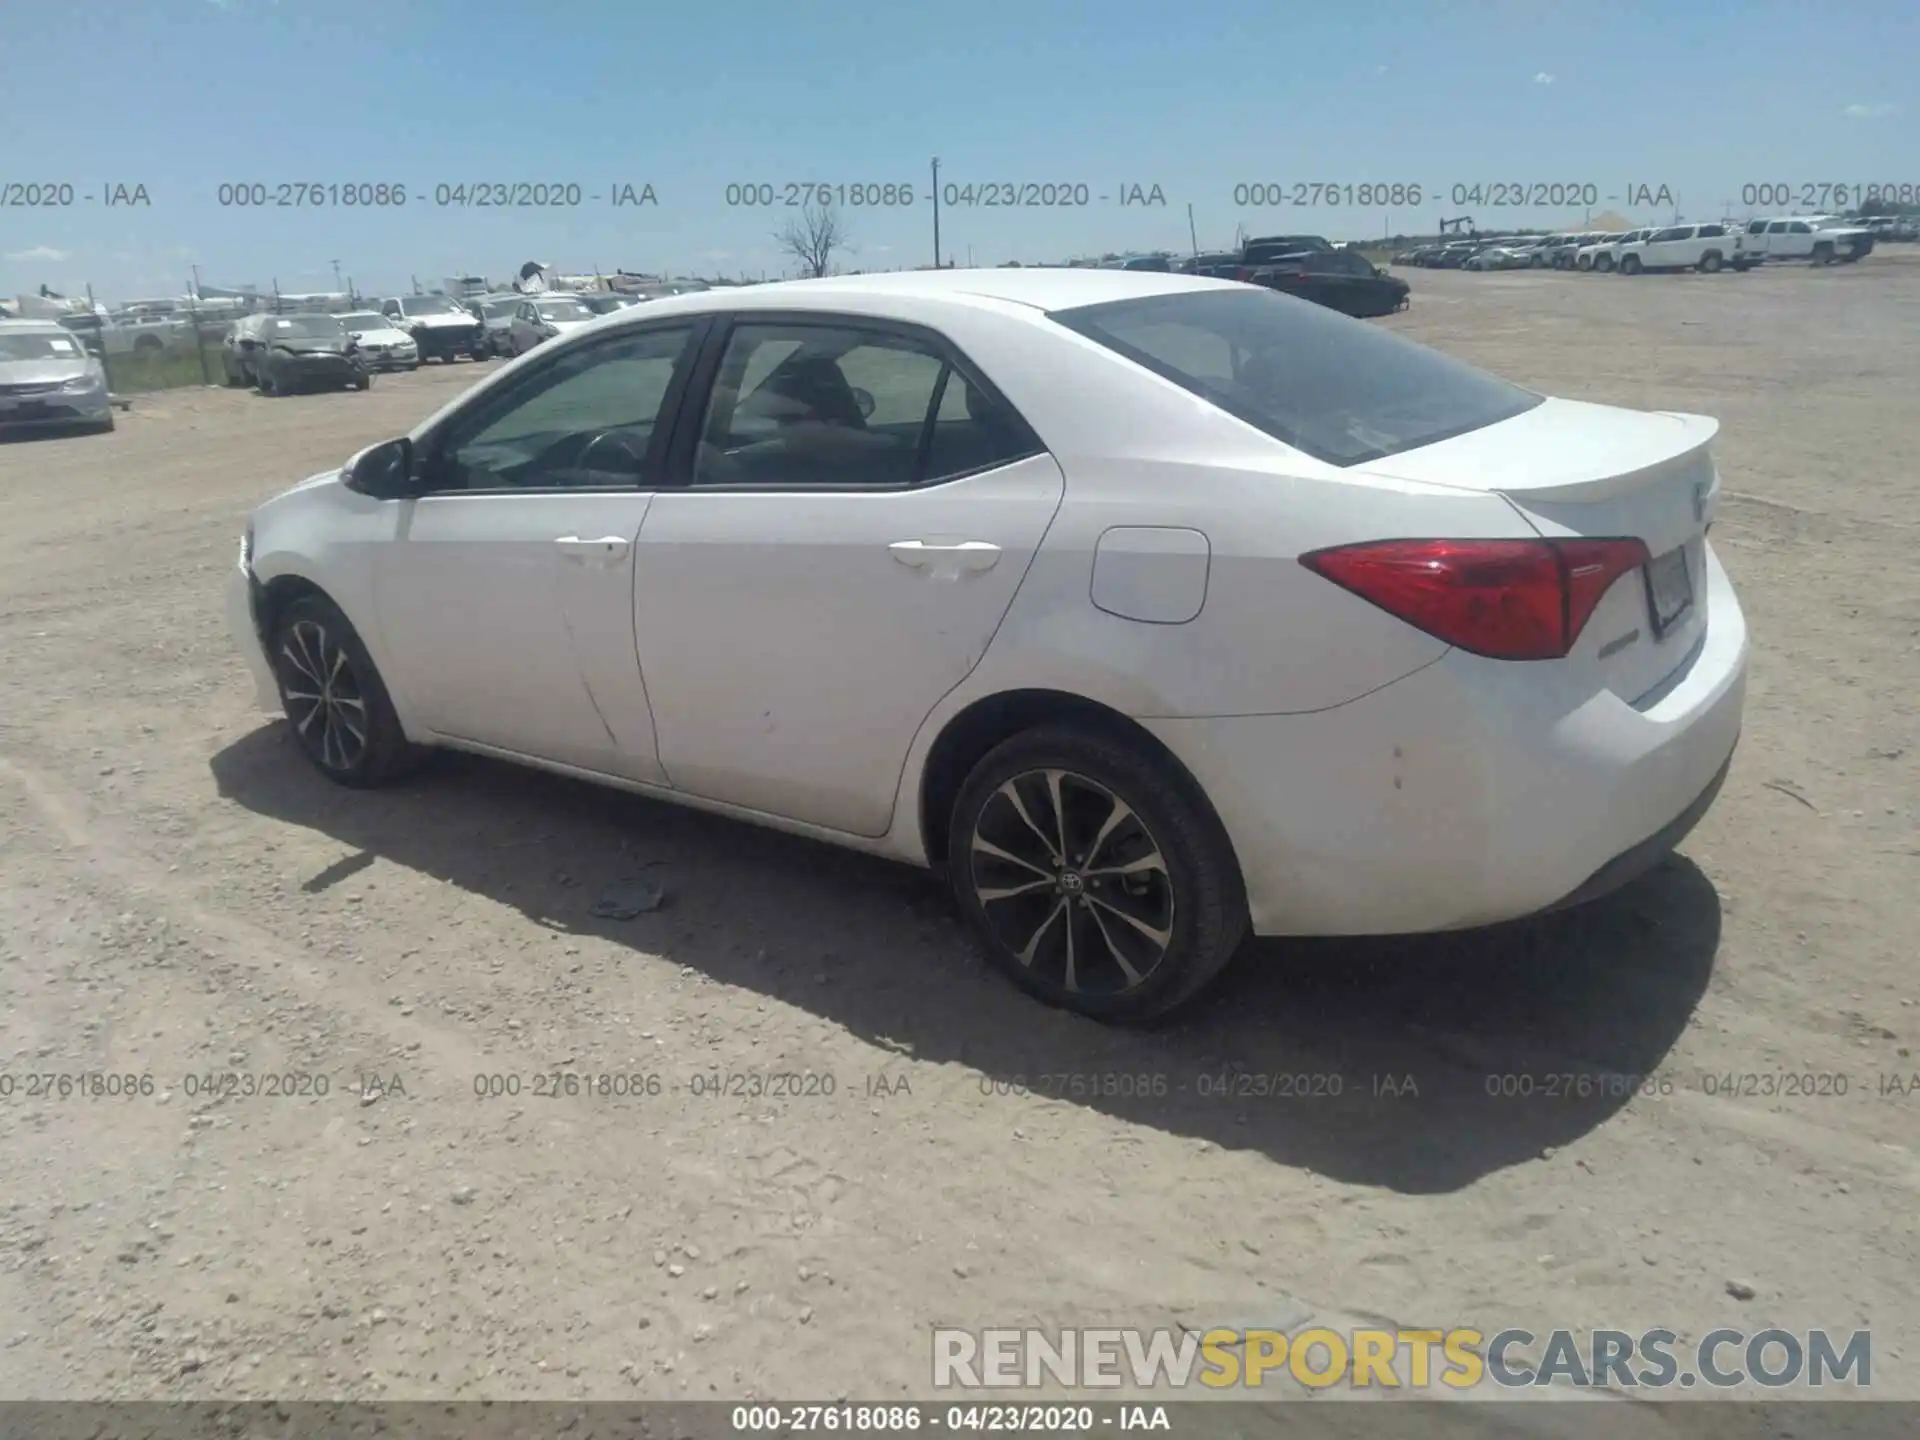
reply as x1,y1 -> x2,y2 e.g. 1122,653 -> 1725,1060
5,245 -> 68,263
1376,65 -> 1389,76
1533,71 -> 1555,85
1843,102 -> 1897,119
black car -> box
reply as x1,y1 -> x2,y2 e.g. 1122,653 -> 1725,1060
252,313 -> 370,395
1248,248 -> 1409,318
1241,233 -> 1334,266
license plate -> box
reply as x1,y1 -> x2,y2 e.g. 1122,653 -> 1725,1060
1643,546 -> 1694,638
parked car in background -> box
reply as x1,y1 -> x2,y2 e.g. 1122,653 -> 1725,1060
1617,223 -> 1737,274
1576,228 -> 1654,273
1249,248 -> 1410,317
472,297 -> 522,357
1732,215 -> 1875,266
227,268 -> 1747,1023
252,313 -> 371,396
1463,239 -> 1537,270
379,294 -> 486,362
505,294 -> 599,356
1180,251 -> 1246,279
1242,234 -> 1334,266
0,319 -> 114,434
1429,241 -> 1481,269
336,312 -> 421,372
219,314 -> 275,387
1573,233 -> 1628,271
1105,253 -> 1173,272
1540,233 -> 1598,269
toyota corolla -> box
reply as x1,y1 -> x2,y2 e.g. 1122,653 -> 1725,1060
227,269 -> 1747,1022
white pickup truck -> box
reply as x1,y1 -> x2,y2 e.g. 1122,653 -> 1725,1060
1731,215 -> 1876,266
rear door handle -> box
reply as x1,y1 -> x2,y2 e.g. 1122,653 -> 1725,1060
889,540 -> 1002,577
555,535 -> 631,563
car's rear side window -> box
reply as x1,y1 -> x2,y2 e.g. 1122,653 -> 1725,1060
1049,287 -> 1542,467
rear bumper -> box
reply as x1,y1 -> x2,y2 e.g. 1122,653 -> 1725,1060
1144,542 -> 1749,936
1533,749 -> 1732,915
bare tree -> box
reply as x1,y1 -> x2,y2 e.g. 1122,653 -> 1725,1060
776,202 -> 848,278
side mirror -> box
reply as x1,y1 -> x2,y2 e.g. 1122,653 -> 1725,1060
851,387 -> 876,420
342,437 -> 416,500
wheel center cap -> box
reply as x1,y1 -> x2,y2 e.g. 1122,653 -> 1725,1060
1059,871 -> 1085,896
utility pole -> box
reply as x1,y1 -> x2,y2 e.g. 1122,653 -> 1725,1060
931,157 -> 942,269
331,258 -> 342,292
1187,202 -> 1199,257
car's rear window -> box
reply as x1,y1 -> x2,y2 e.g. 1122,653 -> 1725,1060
1048,287 -> 1543,467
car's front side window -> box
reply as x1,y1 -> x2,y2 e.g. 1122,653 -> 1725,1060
428,325 -> 695,493
688,322 -> 1040,490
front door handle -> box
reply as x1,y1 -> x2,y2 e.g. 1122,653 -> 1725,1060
555,535 -> 630,564
889,540 -> 1002,578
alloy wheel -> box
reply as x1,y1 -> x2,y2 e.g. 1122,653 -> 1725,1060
967,768 -> 1175,997
276,619 -> 369,772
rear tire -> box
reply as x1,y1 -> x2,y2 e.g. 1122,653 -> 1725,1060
1620,255 -> 1643,275
269,594 -> 424,788
947,725 -> 1248,1024
1699,251 -> 1723,273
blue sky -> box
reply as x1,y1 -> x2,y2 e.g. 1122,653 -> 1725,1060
2,0 -> 1912,300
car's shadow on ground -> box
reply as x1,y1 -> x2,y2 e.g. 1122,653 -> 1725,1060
210,725 -> 1722,1194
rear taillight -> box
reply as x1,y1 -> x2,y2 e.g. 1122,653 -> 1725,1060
1299,537 -> 1650,660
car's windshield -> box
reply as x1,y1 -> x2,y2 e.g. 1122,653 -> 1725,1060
538,300 -> 593,320
483,299 -> 521,318
267,315 -> 344,339
0,330 -> 90,362
400,296 -> 461,316
337,313 -> 386,331
1050,287 -> 1542,468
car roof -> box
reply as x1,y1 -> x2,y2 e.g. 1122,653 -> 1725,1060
599,267 -> 1235,319
0,318 -> 70,334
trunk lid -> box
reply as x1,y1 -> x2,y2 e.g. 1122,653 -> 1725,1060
1357,397 -> 1720,701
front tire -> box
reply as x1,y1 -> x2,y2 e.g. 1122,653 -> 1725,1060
270,594 -> 422,788
947,725 -> 1247,1024
1812,242 -> 1835,266
1699,251 -> 1723,273
1620,255 -> 1644,275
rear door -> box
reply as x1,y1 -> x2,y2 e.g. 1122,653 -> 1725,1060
632,314 -> 1064,836
1361,398 -> 1721,702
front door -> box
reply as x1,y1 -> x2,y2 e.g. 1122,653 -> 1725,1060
633,317 -> 1064,836
373,321 -> 700,781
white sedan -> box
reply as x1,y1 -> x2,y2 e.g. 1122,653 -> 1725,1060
227,269 -> 1748,1022
505,295 -> 599,356
336,311 -> 421,372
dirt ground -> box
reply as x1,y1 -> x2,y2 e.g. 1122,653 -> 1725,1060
1,259 -> 1915,1409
